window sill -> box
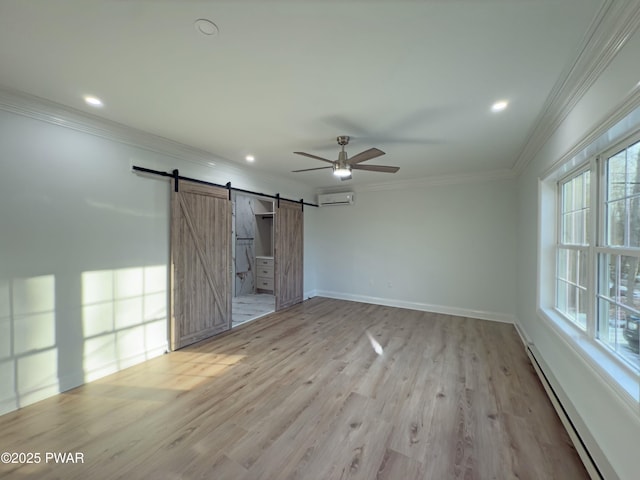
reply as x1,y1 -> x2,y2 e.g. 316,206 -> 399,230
538,307 -> 639,412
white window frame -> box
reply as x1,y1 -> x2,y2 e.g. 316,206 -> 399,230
538,130 -> 640,409
556,165 -> 592,332
595,137 -> 640,361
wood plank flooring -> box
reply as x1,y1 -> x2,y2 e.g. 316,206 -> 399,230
0,297 -> 588,479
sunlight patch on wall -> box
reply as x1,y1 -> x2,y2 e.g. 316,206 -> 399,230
116,326 -> 147,369
144,265 -> 166,322
82,301 -> 113,338
0,276 -> 14,409
12,275 -> 58,392
12,275 -> 55,315
2,275 -> 59,407
17,349 -> 58,393
115,267 -> 143,299
0,279 -> 10,359
115,296 -> 143,330
0,360 -> 14,407
82,270 -> 114,305
81,265 -> 167,383
13,311 -> 56,354
83,334 -> 117,381
145,319 -> 166,350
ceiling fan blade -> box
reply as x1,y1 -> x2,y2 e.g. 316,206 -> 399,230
347,147 -> 385,165
351,164 -> 399,173
293,152 -> 335,164
357,136 -> 444,145
291,166 -> 333,173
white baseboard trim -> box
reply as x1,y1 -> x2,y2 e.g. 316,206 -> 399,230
513,319 -> 534,348
313,290 -> 516,324
304,289 -> 318,301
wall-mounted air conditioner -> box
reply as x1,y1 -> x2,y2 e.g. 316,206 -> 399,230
317,192 -> 355,206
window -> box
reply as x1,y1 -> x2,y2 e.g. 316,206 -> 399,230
552,137 -> 640,376
596,140 -> 640,367
556,169 -> 590,330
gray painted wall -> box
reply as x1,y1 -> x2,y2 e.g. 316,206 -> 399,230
0,107 -> 315,415
312,179 -> 517,322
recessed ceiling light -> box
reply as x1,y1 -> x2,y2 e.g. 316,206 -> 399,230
194,18 -> 218,36
491,100 -> 508,112
84,95 -> 103,107
245,155 -> 255,162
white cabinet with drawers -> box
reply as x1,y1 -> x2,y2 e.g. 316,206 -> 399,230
256,256 -> 274,293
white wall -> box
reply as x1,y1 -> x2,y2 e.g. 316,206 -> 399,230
0,103 -> 316,415
516,27 -> 640,480
313,179 -> 517,322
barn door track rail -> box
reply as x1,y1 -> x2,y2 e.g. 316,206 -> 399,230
132,165 -> 317,208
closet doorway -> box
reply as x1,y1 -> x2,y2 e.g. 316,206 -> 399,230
232,193 -> 275,327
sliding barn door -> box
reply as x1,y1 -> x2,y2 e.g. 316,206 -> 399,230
274,200 -> 304,311
170,180 -> 232,350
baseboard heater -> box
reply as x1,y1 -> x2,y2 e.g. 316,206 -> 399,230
526,346 -> 605,480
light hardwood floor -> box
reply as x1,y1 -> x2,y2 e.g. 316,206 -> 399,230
0,298 -> 588,479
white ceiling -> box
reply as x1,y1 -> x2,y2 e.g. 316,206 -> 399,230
0,0 -> 606,189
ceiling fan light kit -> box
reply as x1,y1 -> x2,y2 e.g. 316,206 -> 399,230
333,165 -> 351,177
292,135 -> 399,180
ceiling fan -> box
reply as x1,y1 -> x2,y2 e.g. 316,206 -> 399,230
292,136 -> 399,181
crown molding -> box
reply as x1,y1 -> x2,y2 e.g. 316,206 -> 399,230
0,87 -> 520,195
541,80 -> 640,181
316,168 -> 516,195
0,87 -> 224,165
0,87 -> 300,193
513,0 -> 640,175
